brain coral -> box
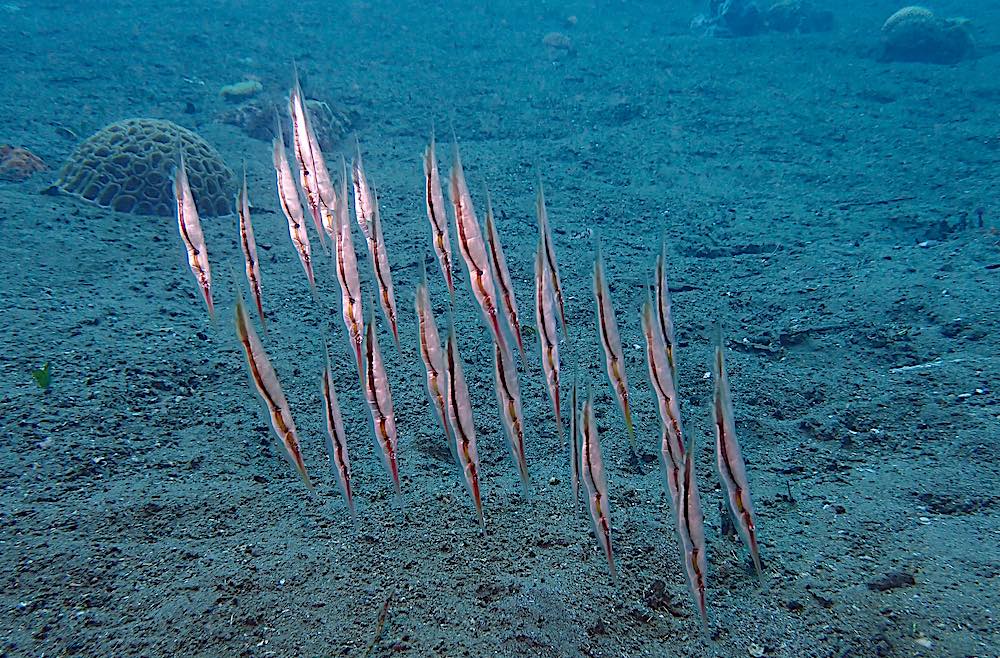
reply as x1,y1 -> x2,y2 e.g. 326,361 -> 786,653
880,6 -> 973,64
53,119 -> 233,217
882,5 -> 934,32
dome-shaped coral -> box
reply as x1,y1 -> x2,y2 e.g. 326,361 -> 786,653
51,119 -> 234,217
880,5 -> 973,64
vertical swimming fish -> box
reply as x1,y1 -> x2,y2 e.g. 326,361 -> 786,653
655,239 -> 678,387
308,120 -> 338,249
641,286 -> 684,509
677,437 -> 708,625
334,158 -> 365,380
492,338 -> 529,496
272,128 -> 316,290
173,153 -> 214,319
569,368 -> 581,508
322,343 -> 356,523
364,309 -> 401,498
581,385 -> 616,582
484,192 -> 526,360
234,295 -> 311,487
713,330 -> 763,578
236,166 -> 265,330
423,134 -> 455,297
288,72 -> 327,248
368,193 -> 400,347
535,180 -> 567,334
414,263 -> 451,452
448,143 -> 507,351
294,77 -> 338,246
352,142 -> 374,244
593,244 -> 636,451
445,323 -> 485,532
535,242 -> 562,438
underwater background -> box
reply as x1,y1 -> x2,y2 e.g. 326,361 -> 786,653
1,1 -> 998,656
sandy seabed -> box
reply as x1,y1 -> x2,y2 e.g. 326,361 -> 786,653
1,1 -> 998,656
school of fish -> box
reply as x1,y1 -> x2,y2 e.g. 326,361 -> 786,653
170,75 -> 767,626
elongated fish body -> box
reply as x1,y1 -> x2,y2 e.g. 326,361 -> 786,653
415,268 -> 451,454
569,369 -> 581,508
535,181 -> 566,334
369,195 -> 400,347
492,338 -> 529,496
301,91 -> 338,246
593,245 -> 636,450
445,324 -> 485,532
713,334 -> 763,577
655,240 -> 678,387
234,296 -> 311,487
677,438 -> 708,625
484,195 -> 525,360
272,131 -> 315,290
352,144 -> 374,244
322,346 -> 355,523
173,154 -> 214,319
364,312 -> 400,498
641,289 -> 685,510
581,386 -> 616,582
236,168 -> 265,330
288,75 -> 327,247
448,144 -> 507,352
535,242 -> 562,438
423,135 -> 455,296
334,158 -> 364,381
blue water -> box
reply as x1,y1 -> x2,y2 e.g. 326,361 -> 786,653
1,1 -> 998,656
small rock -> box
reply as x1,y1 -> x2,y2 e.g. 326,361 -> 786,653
587,619 -> 607,636
867,571 -> 916,592
542,31 -> 574,60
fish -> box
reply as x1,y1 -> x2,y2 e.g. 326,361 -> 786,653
272,126 -> 316,290
288,71 -> 328,248
641,285 -> 685,509
448,143 -> 507,351
677,437 -> 708,625
593,243 -> 636,451
234,295 -> 311,488
308,119 -> 339,249
713,329 -> 763,578
581,385 -> 616,582
363,308 -> 401,498
173,153 -> 214,319
445,322 -> 485,532
492,338 -> 529,496
484,192 -> 526,360
322,343 -> 356,524
236,166 -> 265,330
535,180 -> 567,334
534,240 -> 562,438
569,368 -> 581,508
655,239 -> 678,387
368,193 -> 400,347
333,157 -> 365,381
423,134 -> 455,296
414,262 -> 451,453
352,142 -> 374,244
